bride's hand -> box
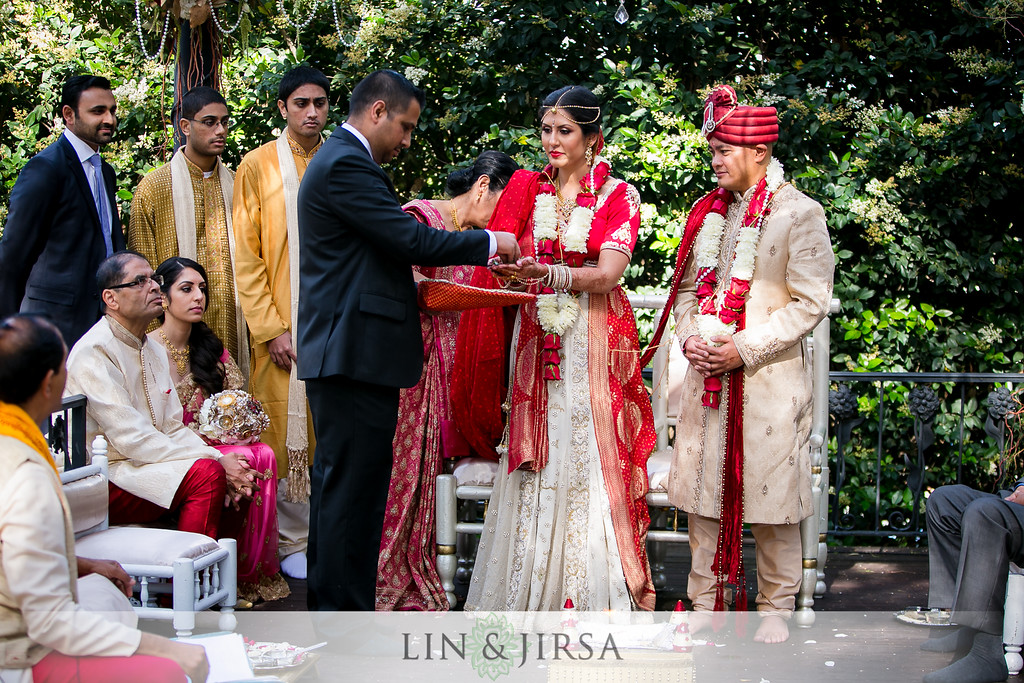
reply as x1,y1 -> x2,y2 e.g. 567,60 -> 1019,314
491,257 -> 548,281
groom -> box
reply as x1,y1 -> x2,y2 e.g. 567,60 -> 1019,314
297,69 -> 519,611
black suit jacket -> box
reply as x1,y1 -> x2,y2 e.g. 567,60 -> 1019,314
0,135 -> 124,346
296,126 -> 490,388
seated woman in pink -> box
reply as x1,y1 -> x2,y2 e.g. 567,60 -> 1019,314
150,257 -> 288,606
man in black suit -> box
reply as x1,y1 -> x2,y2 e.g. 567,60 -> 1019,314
0,75 -> 124,347
297,69 -> 520,611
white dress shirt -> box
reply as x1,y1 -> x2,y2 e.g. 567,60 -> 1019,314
62,129 -> 113,242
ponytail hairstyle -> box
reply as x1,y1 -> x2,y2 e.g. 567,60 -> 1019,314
154,257 -> 226,397
444,150 -> 520,198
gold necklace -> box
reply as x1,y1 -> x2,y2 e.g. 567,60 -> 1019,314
450,202 -> 465,232
158,329 -> 190,376
553,178 -> 574,226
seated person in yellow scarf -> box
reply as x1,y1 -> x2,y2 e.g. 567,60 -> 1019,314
0,314 -> 208,683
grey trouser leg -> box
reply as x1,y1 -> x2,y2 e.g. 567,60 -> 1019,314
926,484 -> 1024,633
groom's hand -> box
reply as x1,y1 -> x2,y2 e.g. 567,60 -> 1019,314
493,232 -> 521,264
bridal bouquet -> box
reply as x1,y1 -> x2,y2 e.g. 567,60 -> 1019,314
197,389 -> 270,446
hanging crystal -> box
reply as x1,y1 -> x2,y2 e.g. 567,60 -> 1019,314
614,0 -> 629,24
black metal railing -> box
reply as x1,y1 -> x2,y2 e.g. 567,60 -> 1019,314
828,371 -> 1024,542
46,394 -> 88,471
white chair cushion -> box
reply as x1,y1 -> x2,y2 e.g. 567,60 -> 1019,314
75,527 -> 221,566
647,448 -> 674,493
453,457 -> 498,487
62,472 -> 108,535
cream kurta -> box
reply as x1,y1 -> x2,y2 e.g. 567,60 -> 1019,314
128,156 -> 240,359
667,182 -> 834,524
0,436 -> 140,670
231,137 -> 317,474
65,316 -> 222,508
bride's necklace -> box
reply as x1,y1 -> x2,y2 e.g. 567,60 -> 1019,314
159,328 -> 190,376
553,178 -> 574,226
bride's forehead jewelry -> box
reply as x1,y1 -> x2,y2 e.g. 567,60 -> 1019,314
542,86 -> 601,125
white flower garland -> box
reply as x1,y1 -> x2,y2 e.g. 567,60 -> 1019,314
696,314 -> 736,345
564,206 -> 593,252
532,194 -> 592,255
533,194 -> 558,243
536,292 -> 580,335
694,156 -> 785,287
693,157 -> 786,341
531,167 -> 608,337
695,213 -> 726,269
730,225 -> 761,281
765,157 -> 785,193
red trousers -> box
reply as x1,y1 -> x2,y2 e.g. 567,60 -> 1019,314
32,650 -> 185,683
108,458 -> 246,538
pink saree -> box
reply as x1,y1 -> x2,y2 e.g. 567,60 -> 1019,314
376,200 -> 475,611
177,348 -> 289,603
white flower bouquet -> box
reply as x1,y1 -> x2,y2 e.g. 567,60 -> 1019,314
197,389 -> 270,446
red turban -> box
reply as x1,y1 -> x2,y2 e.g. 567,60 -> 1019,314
701,84 -> 778,145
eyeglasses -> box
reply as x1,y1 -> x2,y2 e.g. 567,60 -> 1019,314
107,274 -> 163,290
187,117 -> 233,130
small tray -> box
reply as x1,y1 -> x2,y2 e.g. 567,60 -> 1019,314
895,606 -> 951,626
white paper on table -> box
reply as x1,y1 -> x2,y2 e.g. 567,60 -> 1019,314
174,632 -> 255,682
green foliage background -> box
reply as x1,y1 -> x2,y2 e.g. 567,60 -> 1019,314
2,0 -> 1022,531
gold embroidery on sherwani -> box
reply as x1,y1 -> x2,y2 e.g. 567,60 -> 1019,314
668,183 -> 834,525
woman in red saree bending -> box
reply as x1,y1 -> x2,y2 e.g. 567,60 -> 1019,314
376,151 -> 520,610
462,86 -> 657,611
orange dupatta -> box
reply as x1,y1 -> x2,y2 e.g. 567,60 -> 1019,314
0,401 -> 57,475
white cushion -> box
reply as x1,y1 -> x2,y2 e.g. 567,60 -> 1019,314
453,457 -> 498,487
62,472 -> 108,535
76,527 -> 221,567
647,448 -> 673,493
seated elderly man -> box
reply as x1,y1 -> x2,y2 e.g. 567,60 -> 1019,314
921,482 -> 1022,683
0,314 -> 208,683
65,251 -> 258,538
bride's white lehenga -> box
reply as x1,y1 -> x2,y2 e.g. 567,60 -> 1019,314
465,294 -> 633,612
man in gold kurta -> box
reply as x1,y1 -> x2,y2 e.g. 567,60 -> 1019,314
128,87 -> 243,362
667,85 -> 834,644
232,67 -> 329,579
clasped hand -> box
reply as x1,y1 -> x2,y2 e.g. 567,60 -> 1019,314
683,334 -> 744,378
219,451 -> 271,508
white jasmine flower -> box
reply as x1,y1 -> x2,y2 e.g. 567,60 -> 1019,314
696,314 -> 735,345
536,293 -> 580,335
695,213 -> 726,269
730,226 -> 761,281
563,206 -> 592,253
533,194 -> 558,242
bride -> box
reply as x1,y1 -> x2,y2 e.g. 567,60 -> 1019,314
463,85 -> 657,612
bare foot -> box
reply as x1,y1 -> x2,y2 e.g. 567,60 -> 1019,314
689,611 -> 713,636
753,614 -> 790,644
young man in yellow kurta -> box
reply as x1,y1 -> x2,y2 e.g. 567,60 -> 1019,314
231,67 -> 329,580
127,87 -> 244,363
